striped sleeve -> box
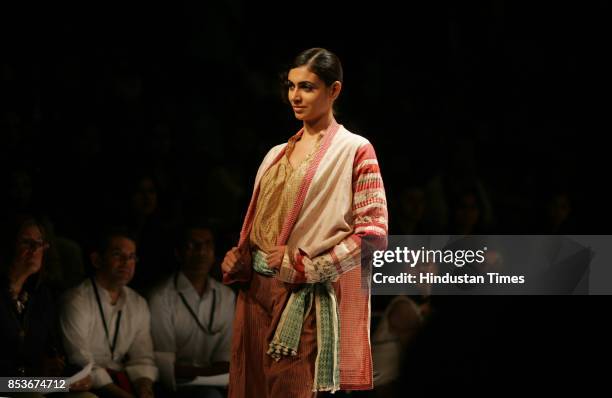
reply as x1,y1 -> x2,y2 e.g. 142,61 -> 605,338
278,142 -> 388,284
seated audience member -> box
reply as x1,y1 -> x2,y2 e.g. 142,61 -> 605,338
149,223 -> 235,398
0,214 -> 94,397
371,261 -> 435,398
60,227 -> 158,398
124,173 -> 176,295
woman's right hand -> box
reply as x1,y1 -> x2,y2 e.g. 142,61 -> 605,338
222,246 -> 251,275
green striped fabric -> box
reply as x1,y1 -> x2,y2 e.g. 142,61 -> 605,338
253,250 -> 340,392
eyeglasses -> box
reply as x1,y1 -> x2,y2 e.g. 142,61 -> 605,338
17,238 -> 50,251
185,240 -> 213,251
108,251 -> 139,263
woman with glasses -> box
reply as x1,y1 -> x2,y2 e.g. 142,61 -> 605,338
222,48 -> 388,397
0,214 -> 95,397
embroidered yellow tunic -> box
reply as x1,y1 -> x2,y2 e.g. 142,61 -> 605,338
250,135 -> 321,253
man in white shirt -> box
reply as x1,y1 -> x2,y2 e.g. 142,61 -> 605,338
149,224 -> 235,398
60,228 -> 158,398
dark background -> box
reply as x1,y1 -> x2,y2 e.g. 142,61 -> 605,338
1,1 -> 609,394
1,2 -> 607,236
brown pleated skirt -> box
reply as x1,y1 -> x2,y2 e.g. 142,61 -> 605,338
228,271 -> 319,398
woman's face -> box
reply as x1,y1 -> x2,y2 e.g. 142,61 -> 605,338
131,177 -> 158,216
13,224 -> 46,275
287,66 -> 338,122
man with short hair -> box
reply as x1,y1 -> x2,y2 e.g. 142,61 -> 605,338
60,228 -> 158,398
149,224 -> 235,398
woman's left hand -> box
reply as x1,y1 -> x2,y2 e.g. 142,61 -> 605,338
266,246 -> 287,271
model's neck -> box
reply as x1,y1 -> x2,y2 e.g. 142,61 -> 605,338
303,113 -> 335,139
94,276 -> 122,305
183,270 -> 208,297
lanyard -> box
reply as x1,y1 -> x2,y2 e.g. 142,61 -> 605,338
91,277 -> 122,356
174,272 -> 217,334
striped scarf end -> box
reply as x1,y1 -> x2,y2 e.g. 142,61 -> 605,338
312,385 -> 340,393
266,342 -> 297,361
